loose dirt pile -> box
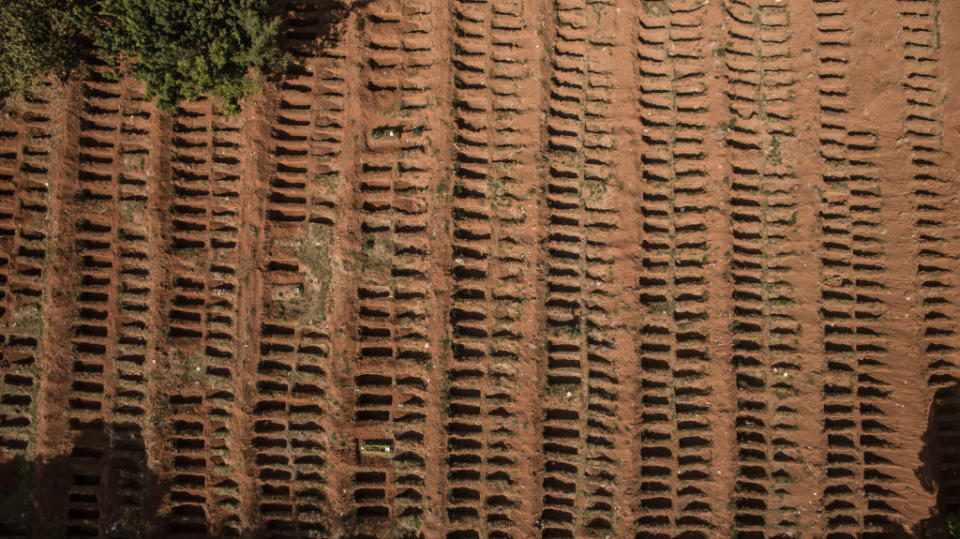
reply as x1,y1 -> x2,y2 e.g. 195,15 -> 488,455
0,0 -> 958,537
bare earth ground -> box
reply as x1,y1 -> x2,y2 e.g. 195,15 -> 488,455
0,0 -> 958,537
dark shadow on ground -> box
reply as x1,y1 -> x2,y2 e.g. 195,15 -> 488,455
274,0 -> 366,57
857,382 -> 959,538
913,382 -> 960,538
0,425 -> 170,537
0,425 -> 363,537
0,424 -> 252,537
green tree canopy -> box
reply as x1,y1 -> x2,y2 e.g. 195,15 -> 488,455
0,0 -> 83,96
80,0 -> 287,114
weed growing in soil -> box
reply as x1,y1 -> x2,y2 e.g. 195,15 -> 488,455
948,512 -> 960,539
272,224 -> 333,326
11,305 -> 42,337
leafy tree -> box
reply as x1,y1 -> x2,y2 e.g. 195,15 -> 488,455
949,510 -> 960,539
80,0 -> 287,114
0,0 -> 83,96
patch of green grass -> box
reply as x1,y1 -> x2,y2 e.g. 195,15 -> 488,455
122,152 -> 146,172
642,1 -> 670,16
947,511 -> 960,538
436,169 -> 450,196
169,347 -> 206,383
273,224 -> 333,326
649,300 -> 674,315
766,135 -> 782,165
360,234 -> 392,278
11,303 -> 42,337
118,200 -> 139,224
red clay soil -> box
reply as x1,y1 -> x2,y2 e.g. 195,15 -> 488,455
0,0 -> 959,537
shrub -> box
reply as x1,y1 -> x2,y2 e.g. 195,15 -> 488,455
0,0 -> 83,96
80,0 -> 287,114
949,511 -> 960,539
